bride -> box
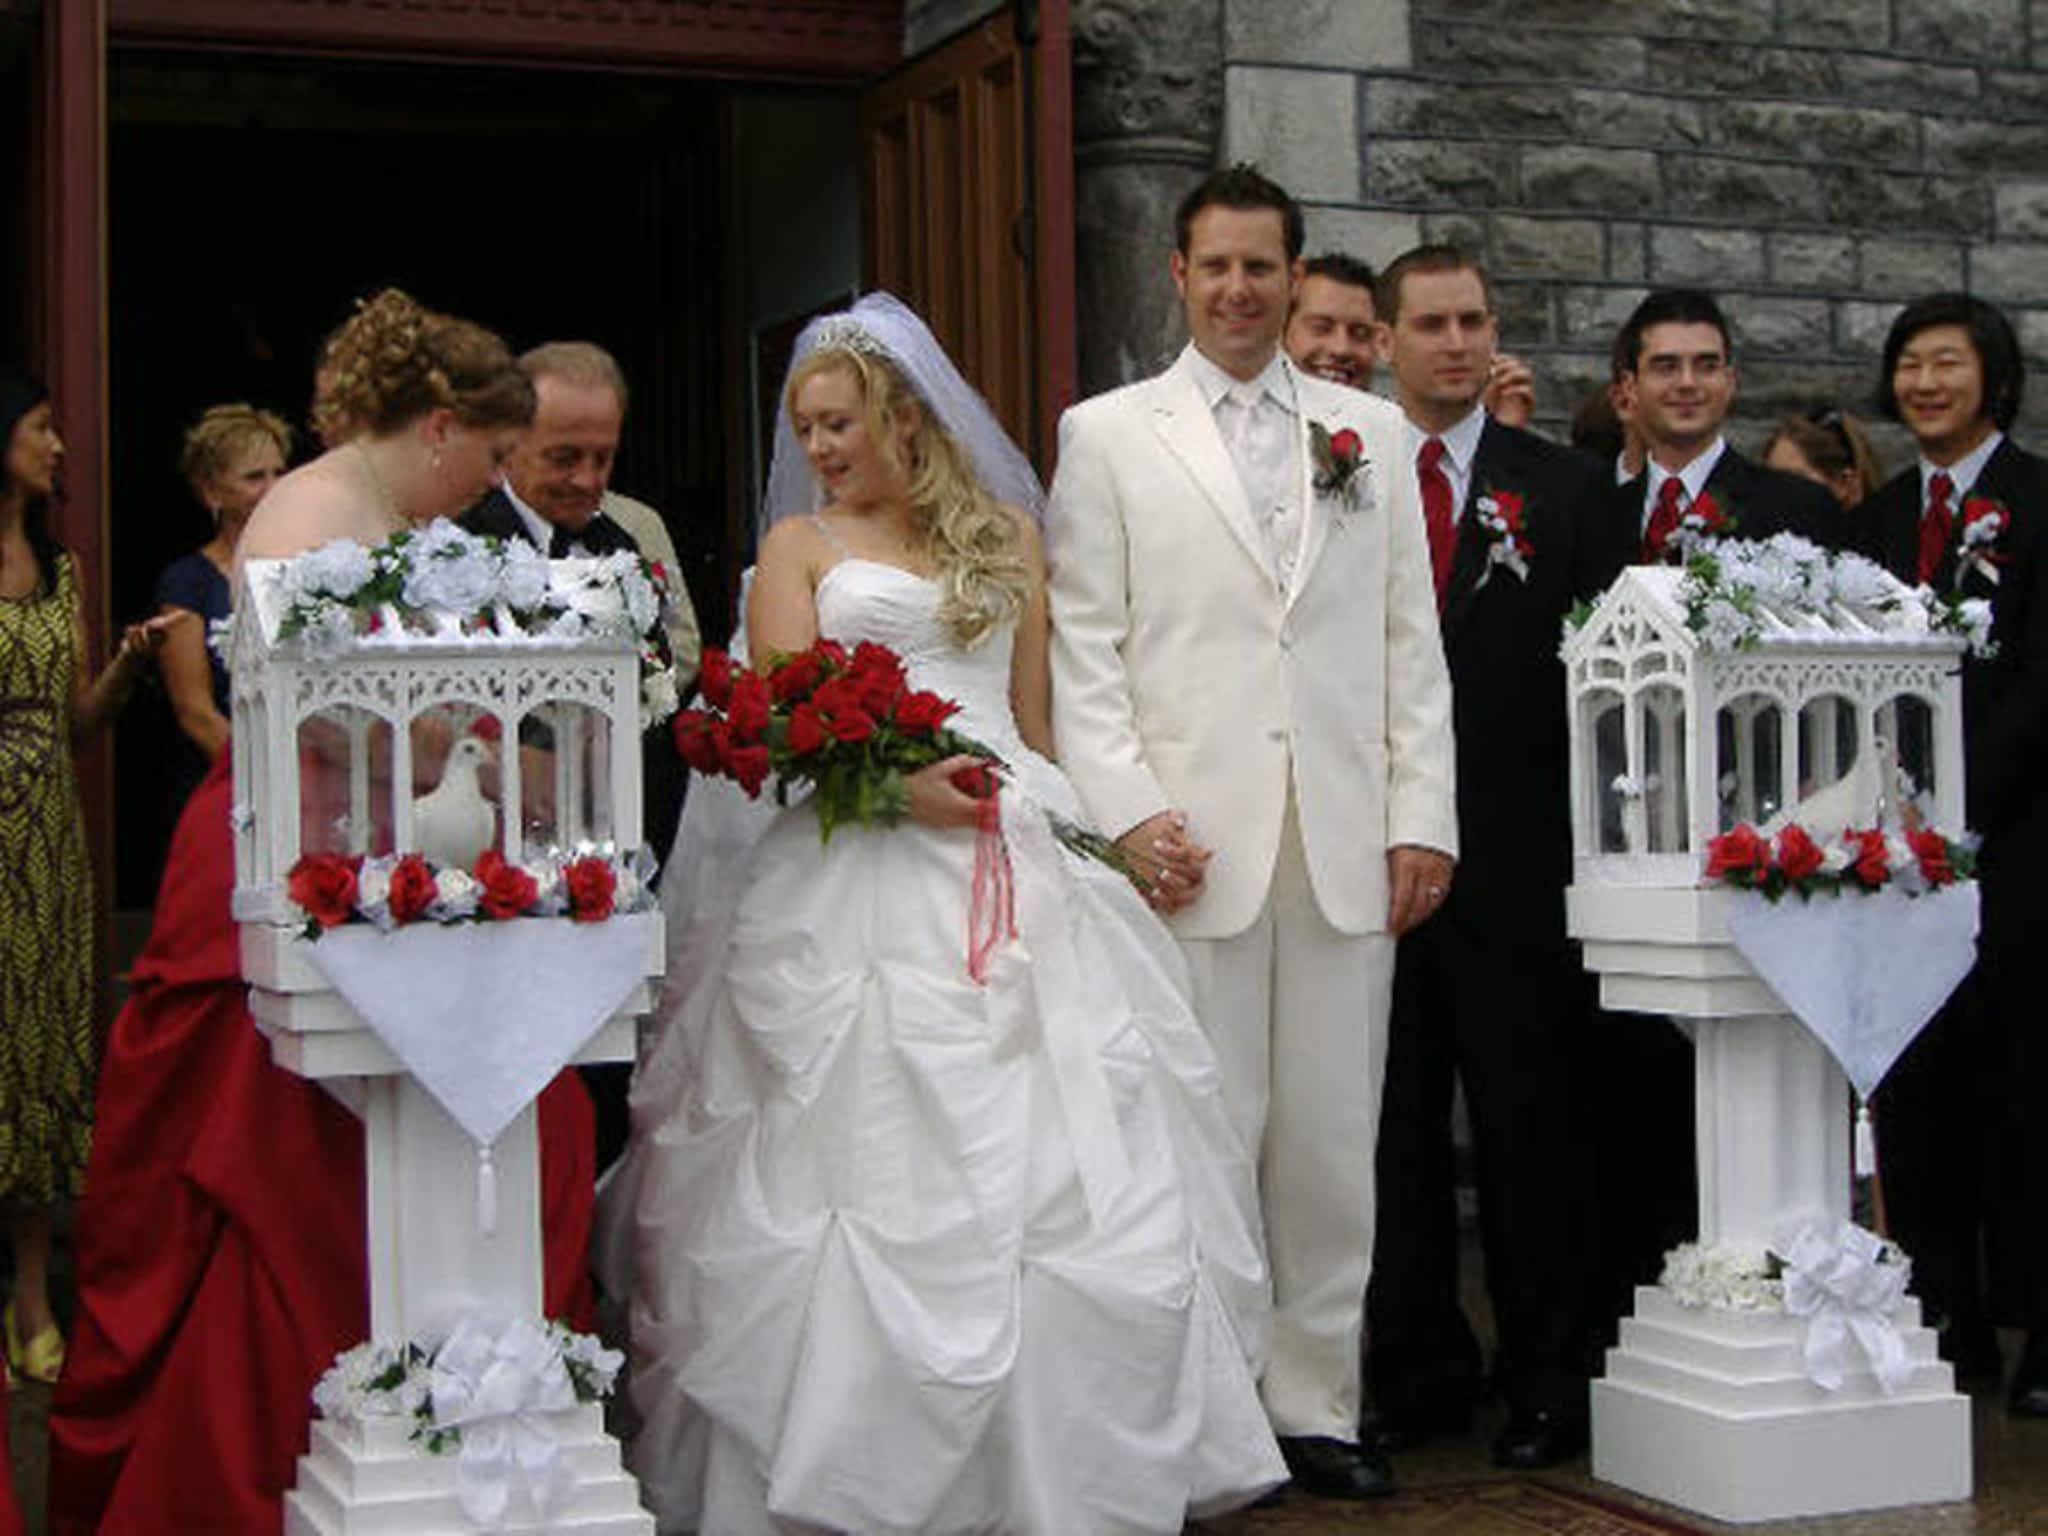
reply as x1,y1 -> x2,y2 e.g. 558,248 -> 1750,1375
611,294 -> 1285,1534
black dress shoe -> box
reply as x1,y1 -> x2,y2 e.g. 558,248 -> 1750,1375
1490,1408 -> 1590,1470
2009,1338 -> 2048,1418
1277,1435 -> 1396,1500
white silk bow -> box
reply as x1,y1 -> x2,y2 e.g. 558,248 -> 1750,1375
426,1317 -> 581,1529
1777,1218 -> 1915,1395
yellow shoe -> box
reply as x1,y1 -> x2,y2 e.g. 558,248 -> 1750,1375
3,1302 -> 63,1385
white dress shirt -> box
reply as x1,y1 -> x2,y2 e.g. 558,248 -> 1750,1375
1401,404 -> 1488,526
1188,346 -> 1306,594
503,482 -> 556,551
1919,430 -> 2003,509
1642,437 -> 1729,534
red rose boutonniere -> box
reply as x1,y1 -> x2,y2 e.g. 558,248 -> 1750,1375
1474,488 -> 1533,587
1678,490 -> 1734,545
1957,495 -> 2009,587
1309,422 -> 1368,510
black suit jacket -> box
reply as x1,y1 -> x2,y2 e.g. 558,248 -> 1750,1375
459,489 -> 639,556
1437,420 -> 1634,937
1853,439 -> 2048,918
1614,445 -> 1846,560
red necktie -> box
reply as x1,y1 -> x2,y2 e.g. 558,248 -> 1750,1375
1642,476 -> 1685,563
1917,471 -> 1954,586
1417,437 -> 1456,606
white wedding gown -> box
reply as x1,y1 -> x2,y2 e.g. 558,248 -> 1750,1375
615,557 -> 1285,1534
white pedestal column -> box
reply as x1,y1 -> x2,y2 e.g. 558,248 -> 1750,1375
245,921 -> 658,1535
1569,885 -> 1972,1525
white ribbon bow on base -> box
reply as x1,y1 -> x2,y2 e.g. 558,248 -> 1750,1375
426,1317 -> 582,1529
1776,1217 -> 1915,1395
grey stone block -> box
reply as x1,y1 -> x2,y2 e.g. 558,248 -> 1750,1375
1924,117 -> 2048,175
1981,71 -> 2048,121
1644,40 -> 1839,97
1858,238 -> 1965,296
1777,0 -> 1888,43
1423,211 -> 1489,254
1894,0 -> 2026,62
1820,168 -> 1993,238
1364,79 -> 1576,138
1492,281 -> 1555,346
2037,1 -> 2048,65
1494,214 -> 1606,276
1302,206 -> 1426,270
1418,0 -> 1772,37
1770,233 -> 1858,289
1522,145 -> 1659,213
1415,24 -> 1649,84
1369,138 -> 1518,207
1530,349 -> 1614,422
1649,225 -> 1766,284
1223,66 -> 1357,202
1969,243 -> 2048,304
1610,223 -> 1649,281
1832,53 -> 1980,109
1728,296 -> 1832,356
1559,284 -> 1651,346
1836,300 -> 1902,357
1663,156 -> 1823,225
2004,182 -> 2048,240
1731,358 -> 1875,419
1566,89 -> 1709,148
1708,102 -> 1919,169
2020,309 -> 2048,366
1226,0 -> 1411,67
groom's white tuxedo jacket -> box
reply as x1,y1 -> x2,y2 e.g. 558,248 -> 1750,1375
1048,346 -> 1457,941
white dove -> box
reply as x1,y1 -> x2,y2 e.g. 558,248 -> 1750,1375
1760,735 -> 1900,845
412,736 -> 498,868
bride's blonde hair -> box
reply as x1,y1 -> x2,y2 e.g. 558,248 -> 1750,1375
789,347 -> 1030,648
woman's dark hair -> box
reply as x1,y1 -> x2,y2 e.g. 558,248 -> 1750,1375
1613,288 -> 1733,377
1874,292 -> 2025,433
0,372 -> 62,597
1761,407 -> 1884,506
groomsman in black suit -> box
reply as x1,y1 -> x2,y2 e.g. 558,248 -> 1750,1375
1852,294 -> 2048,1415
1363,246 -> 1633,1469
1611,289 -> 1842,559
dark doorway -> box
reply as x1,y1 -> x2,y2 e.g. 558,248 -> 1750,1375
104,51 -> 850,906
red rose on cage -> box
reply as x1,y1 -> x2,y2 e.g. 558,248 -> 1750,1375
288,852 -> 362,929
1906,826 -> 1955,886
475,849 -> 539,919
1844,828 -> 1892,890
1774,824 -> 1824,884
564,856 -> 618,922
1704,823 -> 1770,884
387,854 -> 438,925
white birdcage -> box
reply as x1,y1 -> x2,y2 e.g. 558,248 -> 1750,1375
1562,556 -> 1968,887
228,552 -> 647,925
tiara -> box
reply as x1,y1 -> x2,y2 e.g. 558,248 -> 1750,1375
808,315 -> 891,358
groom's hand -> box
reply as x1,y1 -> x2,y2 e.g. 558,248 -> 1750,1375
1117,809 -> 1212,915
1388,844 -> 1455,936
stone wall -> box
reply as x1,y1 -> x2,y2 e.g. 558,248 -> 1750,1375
1215,0 -> 2048,454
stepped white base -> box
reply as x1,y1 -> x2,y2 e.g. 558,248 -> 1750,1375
1592,1286 -> 1972,1524
284,1404 -> 654,1534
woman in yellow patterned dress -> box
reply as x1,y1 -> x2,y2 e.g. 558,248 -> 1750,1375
0,375 -> 174,1384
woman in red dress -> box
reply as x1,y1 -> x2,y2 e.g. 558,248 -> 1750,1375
48,291 -> 596,1535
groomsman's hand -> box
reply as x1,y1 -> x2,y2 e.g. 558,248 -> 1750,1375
1116,809 -> 1212,915
1483,354 -> 1536,429
1387,844 -> 1455,936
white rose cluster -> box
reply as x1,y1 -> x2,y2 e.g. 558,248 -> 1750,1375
1660,1241 -> 1785,1312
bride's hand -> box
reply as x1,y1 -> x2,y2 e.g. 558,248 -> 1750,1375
904,754 -> 997,830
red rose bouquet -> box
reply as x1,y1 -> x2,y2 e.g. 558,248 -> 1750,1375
674,640 -> 997,839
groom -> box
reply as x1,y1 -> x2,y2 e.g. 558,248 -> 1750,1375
1047,165 -> 1457,1499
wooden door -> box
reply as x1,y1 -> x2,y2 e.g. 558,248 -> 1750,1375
859,0 -> 1074,467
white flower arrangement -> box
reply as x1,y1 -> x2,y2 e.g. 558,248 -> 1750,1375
1678,534 -> 1997,657
286,843 -> 656,942
1660,1241 -> 1786,1312
265,529 -> 683,724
